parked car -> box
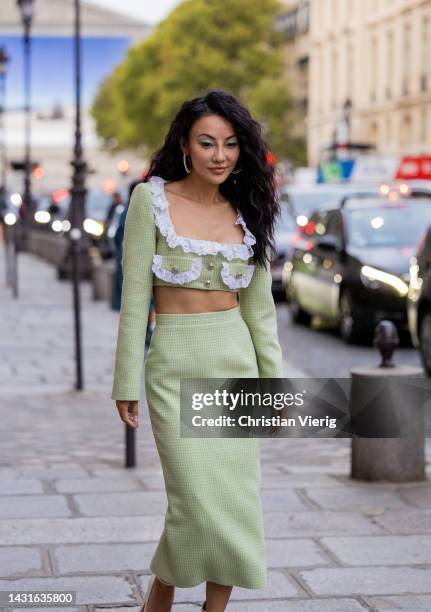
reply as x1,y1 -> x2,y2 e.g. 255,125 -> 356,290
50,188 -> 125,240
56,189 -> 126,278
271,202 -> 297,297
0,190 -> 19,226
33,192 -> 68,230
279,183 -> 379,303
407,225 -> 431,374
399,179 -> 431,196
286,190 -> 431,343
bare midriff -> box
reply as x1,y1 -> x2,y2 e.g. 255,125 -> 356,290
154,286 -> 239,314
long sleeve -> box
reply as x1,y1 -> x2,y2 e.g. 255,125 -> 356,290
238,257 -> 284,378
111,183 -> 156,400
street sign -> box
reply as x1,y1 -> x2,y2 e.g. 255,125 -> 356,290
395,156 -> 431,180
350,155 -> 399,183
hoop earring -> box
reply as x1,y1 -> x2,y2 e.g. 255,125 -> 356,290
231,164 -> 242,175
183,153 -> 192,174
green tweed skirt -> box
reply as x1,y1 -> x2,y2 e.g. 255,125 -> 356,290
144,305 -> 266,589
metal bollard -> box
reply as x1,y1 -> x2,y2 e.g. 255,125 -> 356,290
125,413 -> 136,468
91,249 -> 115,301
350,320 -> 426,482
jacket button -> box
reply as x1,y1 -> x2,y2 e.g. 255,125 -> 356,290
171,266 -> 179,273
204,279 -> 211,287
235,272 -> 243,278
207,262 -> 215,270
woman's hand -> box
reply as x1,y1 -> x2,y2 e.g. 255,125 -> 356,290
116,400 -> 139,429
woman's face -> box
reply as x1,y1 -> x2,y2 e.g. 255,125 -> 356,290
182,114 -> 240,184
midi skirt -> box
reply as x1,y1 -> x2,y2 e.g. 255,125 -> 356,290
144,305 -> 266,589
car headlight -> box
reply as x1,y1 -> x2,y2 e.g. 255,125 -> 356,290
408,257 -> 422,301
34,210 -> 51,224
4,212 -> 17,225
360,265 -> 408,296
83,218 -> 104,237
51,220 -> 63,233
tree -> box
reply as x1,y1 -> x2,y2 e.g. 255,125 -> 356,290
246,75 -> 307,166
91,0 -> 305,165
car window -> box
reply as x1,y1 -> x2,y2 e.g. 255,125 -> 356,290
325,211 -> 343,240
301,210 -> 330,242
282,191 -> 346,217
344,199 -> 431,248
276,205 -> 296,232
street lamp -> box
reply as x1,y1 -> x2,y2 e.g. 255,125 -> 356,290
0,46 -> 18,298
16,0 -> 35,251
0,46 -> 9,199
68,0 -> 89,391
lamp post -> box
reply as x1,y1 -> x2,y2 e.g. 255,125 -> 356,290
0,46 -> 18,298
16,0 -> 35,251
0,47 -> 9,202
69,0 -> 89,390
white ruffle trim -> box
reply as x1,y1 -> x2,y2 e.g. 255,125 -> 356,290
147,175 -> 256,261
220,262 -> 255,289
152,254 -> 203,284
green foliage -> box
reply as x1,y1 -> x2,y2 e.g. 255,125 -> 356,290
91,0 -> 305,165
246,75 -> 307,166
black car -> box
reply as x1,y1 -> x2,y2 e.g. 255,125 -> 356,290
408,227 -> 431,374
270,203 -> 297,297
0,190 -> 20,226
287,192 -> 431,343
56,189 -> 126,278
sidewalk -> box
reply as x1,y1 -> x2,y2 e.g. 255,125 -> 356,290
0,244 -> 431,612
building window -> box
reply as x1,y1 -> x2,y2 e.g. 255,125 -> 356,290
323,48 -> 330,113
386,29 -> 393,99
400,113 -> 412,147
386,116 -> 392,149
297,0 -> 310,35
421,108 -> 428,143
421,16 -> 430,92
368,120 -> 378,146
315,50 -> 323,114
346,41 -> 353,104
273,0 -> 310,40
370,35 -> 378,103
402,21 -> 411,96
332,46 -> 338,109
297,55 -> 309,114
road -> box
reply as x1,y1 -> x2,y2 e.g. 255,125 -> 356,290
276,298 -> 423,378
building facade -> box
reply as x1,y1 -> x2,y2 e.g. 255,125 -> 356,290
274,0 -> 310,144
307,0 -> 431,166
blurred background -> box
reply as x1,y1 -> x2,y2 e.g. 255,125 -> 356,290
1,0 -> 431,357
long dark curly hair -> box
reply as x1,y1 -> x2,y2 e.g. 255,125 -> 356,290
145,89 -> 280,266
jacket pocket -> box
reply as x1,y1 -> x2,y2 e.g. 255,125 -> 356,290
152,254 -> 203,285
220,261 -> 255,289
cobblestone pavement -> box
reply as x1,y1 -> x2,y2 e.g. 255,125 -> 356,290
0,243 -> 430,612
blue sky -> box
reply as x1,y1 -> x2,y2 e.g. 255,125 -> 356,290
1,35 -> 131,108
1,0 -> 183,110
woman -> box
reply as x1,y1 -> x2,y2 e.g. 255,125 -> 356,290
111,89 -> 283,612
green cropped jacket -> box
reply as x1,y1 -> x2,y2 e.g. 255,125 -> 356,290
111,175 -> 284,401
